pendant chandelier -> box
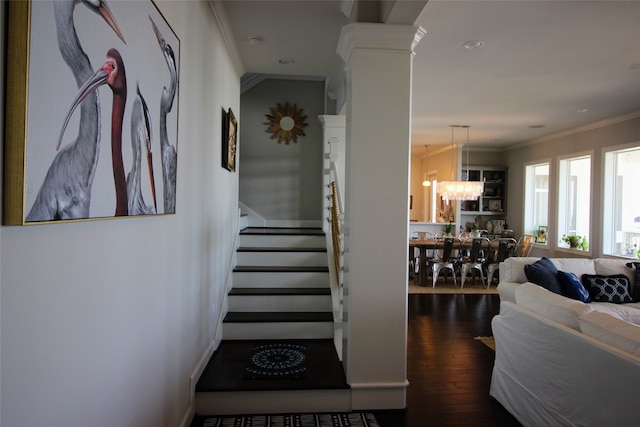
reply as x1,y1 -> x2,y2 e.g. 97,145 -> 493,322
438,125 -> 484,201
422,145 -> 431,187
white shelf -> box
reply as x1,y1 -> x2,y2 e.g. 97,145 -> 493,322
460,167 -> 507,224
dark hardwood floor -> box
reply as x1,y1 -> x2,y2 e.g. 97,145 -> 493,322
192,293 -> 522,427
373,294 -> 522,427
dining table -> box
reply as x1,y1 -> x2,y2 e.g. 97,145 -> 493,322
409,237 -> 493,286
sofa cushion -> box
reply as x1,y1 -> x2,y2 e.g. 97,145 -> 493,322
590,302 -> 640,325
515,282 -> 592,330
581,274 -> 634,304
594,258 -> 634,283
524,257 -> 563,295
579,311 -> 640,356
551,258 -> 597,276
558,271 -> 592,302
499,257 -> 542,283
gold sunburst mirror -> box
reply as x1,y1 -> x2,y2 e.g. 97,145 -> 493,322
264,102 -> 308,144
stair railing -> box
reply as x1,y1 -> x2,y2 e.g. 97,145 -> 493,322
324,159 -> 344,322
329,180 -> 342,285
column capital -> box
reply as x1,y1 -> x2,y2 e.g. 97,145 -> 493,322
337,23 -> 426,66
318,115 -> 346,130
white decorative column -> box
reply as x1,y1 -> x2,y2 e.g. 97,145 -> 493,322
337,23 -> 425,410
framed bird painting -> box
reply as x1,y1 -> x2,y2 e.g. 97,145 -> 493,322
3,0 -> 180,225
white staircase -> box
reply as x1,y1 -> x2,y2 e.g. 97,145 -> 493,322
223,228 -> 334,340
194,227 -> 349,416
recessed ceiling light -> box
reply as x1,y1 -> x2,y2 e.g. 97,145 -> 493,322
463,40 -> 484,49
529,125 -> 545,129
577,108 -> 588,113
278,58 -> 294,65
248,35 -> 263,45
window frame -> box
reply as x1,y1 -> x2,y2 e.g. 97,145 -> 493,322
523,160 -> 551,247
556,150 -> 593,255
602,142 -> 640,259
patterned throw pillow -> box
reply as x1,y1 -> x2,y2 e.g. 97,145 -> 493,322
581,274 -> 634,303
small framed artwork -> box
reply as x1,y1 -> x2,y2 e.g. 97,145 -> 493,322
537,226 -> 548,244
222,108 -> 237,172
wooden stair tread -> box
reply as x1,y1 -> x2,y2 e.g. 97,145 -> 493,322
237,246 -> 327,252
240,227 -> 324,236
224,312 -> 333,323
229,288 -> 330,296
233,265 -> 329,273
195,339 -> 348,392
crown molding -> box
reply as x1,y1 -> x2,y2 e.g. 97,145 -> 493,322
507,110 -> 640,151
208,1 -> 245,77
337,23 -> 426,68
318,115 -> 346,129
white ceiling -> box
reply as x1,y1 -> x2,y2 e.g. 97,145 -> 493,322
218,0 -> 640,148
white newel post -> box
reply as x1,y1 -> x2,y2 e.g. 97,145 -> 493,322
319,115 -> 346,231
337,23 -> 425,410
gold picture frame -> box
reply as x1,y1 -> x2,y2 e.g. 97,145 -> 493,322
222,108 -> 237,172
3,0 -> 180,225
537,226 -> 548,244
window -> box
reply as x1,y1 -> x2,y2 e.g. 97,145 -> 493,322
524,162 -> 549,243
603,145 -> 640,258
557,154 -> 591,248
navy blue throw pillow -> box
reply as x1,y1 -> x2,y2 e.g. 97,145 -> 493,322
625,262 -> 640,302
581,274 -> 633,304
557,271 -> 592,303
524,257 -> 563,295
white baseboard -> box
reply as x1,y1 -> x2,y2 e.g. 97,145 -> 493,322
350,381 -> 409,411
179,336 -> 221,427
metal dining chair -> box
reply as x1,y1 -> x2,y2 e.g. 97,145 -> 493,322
432,237 -> 457,288
513,234 -> 537,257
409,231 -> 434,284
485,238 -> 517,287
460,237 -> 490,288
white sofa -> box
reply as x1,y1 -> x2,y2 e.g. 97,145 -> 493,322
491,257 -> 640,426
497,257 -> 638,305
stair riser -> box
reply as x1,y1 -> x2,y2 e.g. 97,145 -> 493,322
240,234 -> 325,248
228,295 -> 332,312
237,252 -> 328,266
196,389 -> 350,415
233,271 -> 329,288
223,322 -> 333,340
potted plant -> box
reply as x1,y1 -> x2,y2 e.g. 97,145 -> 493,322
442,222 -> 454,237
470,221 -> 480,238
561,234 -> 584,249
580,236 -> 589,251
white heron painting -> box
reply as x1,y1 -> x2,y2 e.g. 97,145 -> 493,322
3,0 -> 180,225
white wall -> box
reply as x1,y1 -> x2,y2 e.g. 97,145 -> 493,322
239,79 -> 324,223
0,1 -> 240,426
409,145 -> 458,223
505,114 -> 640,258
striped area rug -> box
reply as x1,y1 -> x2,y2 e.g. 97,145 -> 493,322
200,412 -> 379,427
